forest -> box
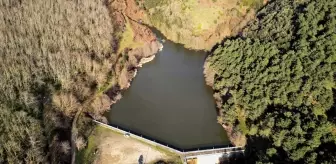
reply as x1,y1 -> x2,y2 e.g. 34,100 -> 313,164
1,0 -> 336,163
0,0 -> 146,163
207,0 -> 336,163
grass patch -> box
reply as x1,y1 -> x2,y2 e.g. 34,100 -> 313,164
97,124 -> 124,135
126,134 -> 183,164
236,106 -> 248,135
148,0 -> 223,35
76,125 -> 122,164
149,158 -> 183,164
144,0 -> 169,9
81,123 -> 183,164
189,6 -> 222,30
117,18 -> 143,54
97,72 -> 116,95
76,126 -> 99,164
241,0 -> 263,9
127,133 -> 182,159
150,147 -> 183,164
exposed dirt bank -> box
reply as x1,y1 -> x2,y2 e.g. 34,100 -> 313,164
85,0 -> 162,122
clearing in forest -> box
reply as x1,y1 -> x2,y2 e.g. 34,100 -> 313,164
76,124 -> 181,164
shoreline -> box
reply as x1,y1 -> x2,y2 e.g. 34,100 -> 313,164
203,59 -> 247,147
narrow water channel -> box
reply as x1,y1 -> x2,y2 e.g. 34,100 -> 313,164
106,30 -> 229,149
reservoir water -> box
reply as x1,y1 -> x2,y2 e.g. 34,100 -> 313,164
106,31 -> 229,149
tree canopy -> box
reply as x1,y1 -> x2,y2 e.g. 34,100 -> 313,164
0,0 -> 120,163
207,0 -> 336,163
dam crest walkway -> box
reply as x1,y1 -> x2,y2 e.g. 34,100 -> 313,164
93,120 -> 244,162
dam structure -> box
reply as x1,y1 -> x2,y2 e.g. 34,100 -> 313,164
93,120 -> 244,163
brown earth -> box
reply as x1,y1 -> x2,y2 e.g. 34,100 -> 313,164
119,0 -> 269,51
93,126 -> 170,164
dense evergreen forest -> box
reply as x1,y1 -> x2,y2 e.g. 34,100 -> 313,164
207,0 -> 336,163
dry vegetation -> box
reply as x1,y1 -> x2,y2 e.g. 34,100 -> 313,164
133,0 -> 265,50
0,0 -> 159,163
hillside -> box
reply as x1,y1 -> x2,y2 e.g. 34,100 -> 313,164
120,0 -> 266,50
205,0 -> 336,163
0,0 -> 160,163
